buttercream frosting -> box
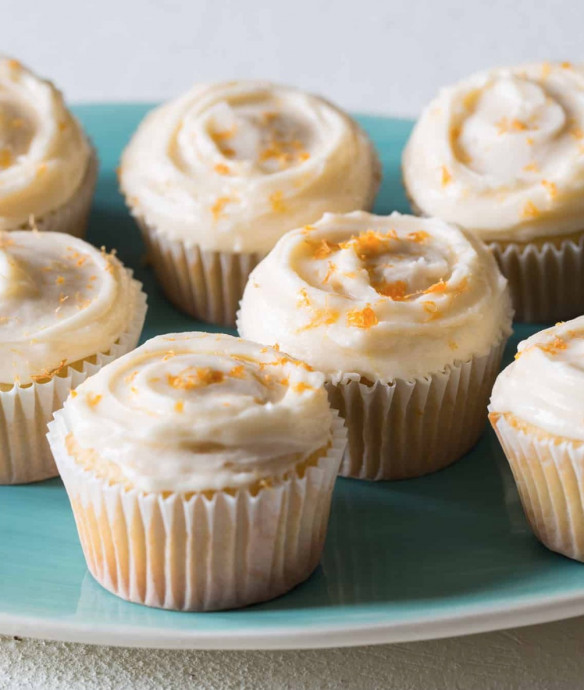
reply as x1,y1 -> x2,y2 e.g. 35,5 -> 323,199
489,316 -> 584,441
62,332 -> 334,493
238,211 -> 512,381
403,62 -> 584,242
0,57 -> 91,230
120,80 -> 380,253
0,231 -> 139,385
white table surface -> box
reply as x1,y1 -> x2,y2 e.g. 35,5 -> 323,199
1,617 -> 583,690
3,1 -> 584,687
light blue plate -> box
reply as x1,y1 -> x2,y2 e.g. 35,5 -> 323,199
1,104 -> 583,650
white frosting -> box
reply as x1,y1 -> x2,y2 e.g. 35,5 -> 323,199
0,57 -> 91,230
63,332 -> 334,493
120,81 -> 380,253
238,211 -> 512,381
0,231 -> 139,385
490,317 -> 584,441
403,62 -> 584,242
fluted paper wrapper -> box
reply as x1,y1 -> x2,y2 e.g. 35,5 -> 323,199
47,413 -> 346,611
0,279 -> 147,485
326,339 -> 506,480
137,218 -> 262,327
489,235 -> 584,322
8,148 -> 98,238
491,414 -> 584,561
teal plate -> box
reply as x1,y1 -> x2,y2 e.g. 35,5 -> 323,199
1,104 -> 583,650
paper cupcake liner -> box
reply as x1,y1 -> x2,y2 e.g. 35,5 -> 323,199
138,218 -> 262,327
8,147 -> 99,238
489,235 -> 584,322
490,414 -> 584,561
47,412 -> 346,611
491,414 -> 584,561
0,277 -> 147,485
325,338 -> 506,480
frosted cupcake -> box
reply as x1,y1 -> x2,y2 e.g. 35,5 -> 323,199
0,231 -> 146,484
119,81 -> 380,325
403,62 -> 584,321
239,211 -> 512,480
48,332 -> 346,611
490,318 -> 584,561
0,58 -> 97,237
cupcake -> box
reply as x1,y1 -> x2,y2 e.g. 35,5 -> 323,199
489,318 -> 584,560
0,231 -> 147,484
403,62 -> 584,322
47,332 -> 346,611
119,80 -> 381,325
0,58 -> 97,237
238,211 -> 512,480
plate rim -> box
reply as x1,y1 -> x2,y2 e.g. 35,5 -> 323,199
3,587 -> 584,649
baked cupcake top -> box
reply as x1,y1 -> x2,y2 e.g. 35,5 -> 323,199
0,231 -> 138,386
490,317 -> 584,441
403,62 -> 584,243
62,332 -> 333,493
238,211 -> 512,381
0,58 -> 91,230
119,80 -> 380,253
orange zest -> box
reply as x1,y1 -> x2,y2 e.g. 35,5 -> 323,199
407,230 -> 430,243
346,306 -> 378,329
228,365 -> 246,378
211,196 -> 237,220
167,368 -> 225,390
423,279 -> 447,295
373,279 -> 408,300
340,229 -> 398,259
298,307 -> 340,331
322,261 -> 336,284
269,190 -> 286,213
538,336 -> 568,355
521,200 -> 540,219
292,381 -> 313,394
541,179 -> 558,199
313,239 -> 338,259
86,393 -> 102,408
30,359 -> 68,383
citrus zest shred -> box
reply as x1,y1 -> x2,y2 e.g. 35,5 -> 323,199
346,306 -> 378,329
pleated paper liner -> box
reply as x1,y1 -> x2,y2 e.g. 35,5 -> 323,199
326,338 -> 506,481
47,412 -> 347,612
137,216 -> 262,327
10,147 -> 99,238
488,233 -> 584,322
490,412 -> 584,562
0,278 -> 147,485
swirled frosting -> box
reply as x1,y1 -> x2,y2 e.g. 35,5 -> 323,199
403,62 -> 584,242
62,332 -> 334,493
0,57 -> 91,230
490,317 -> 584,441
120,80 -> 380,253
238,211 -> 512,381
0,231 -> 139,385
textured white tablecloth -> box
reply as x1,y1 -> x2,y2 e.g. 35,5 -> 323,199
1,617 -> 583,689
